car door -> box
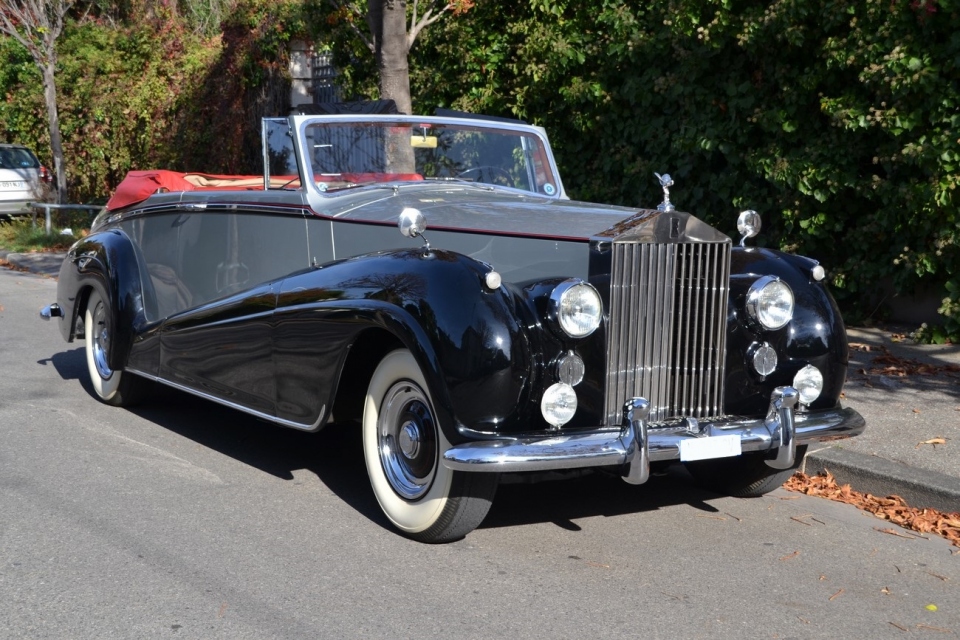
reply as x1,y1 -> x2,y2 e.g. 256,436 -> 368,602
155,209 -> 312,416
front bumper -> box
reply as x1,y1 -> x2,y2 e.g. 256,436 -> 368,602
442,387 -> 865,485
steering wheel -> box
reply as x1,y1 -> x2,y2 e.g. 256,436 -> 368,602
455,166 -> 515,188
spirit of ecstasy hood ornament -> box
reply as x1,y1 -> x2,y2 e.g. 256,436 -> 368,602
655,172 -> 675,212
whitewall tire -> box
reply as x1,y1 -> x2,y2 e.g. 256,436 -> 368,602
84,288 -> 146,407
362,349 -> 498,543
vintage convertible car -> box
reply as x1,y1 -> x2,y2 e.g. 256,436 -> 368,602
41,110 -> 865,542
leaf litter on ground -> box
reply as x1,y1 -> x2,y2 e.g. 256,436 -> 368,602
784,471 -> 960,548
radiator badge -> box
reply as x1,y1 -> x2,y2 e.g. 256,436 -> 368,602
655,172 -> 675,212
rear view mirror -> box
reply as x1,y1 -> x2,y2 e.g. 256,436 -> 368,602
411,135 -> 438,149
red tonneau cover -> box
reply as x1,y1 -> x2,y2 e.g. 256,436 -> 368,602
105,171 -> 273,211
105,170 -> 424,211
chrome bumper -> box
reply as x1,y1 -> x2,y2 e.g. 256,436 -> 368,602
442,387 -> 866,485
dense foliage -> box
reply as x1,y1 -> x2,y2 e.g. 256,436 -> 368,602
403,0 -> 960,337
1,0 -> 957,338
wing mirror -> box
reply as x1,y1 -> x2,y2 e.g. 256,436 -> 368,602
398,207 -> 431,252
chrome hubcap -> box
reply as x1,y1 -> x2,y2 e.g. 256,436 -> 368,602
91,301 -> 113,380
378,381 -> 437,500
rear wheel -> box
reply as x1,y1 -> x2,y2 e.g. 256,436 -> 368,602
684,446 -> 808,497
84,289 -> 146,407
362,349 -> 498,543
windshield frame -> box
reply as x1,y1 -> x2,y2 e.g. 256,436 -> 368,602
284,114 -> 567,200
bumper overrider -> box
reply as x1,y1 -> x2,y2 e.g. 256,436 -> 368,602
443,387 -> 865,484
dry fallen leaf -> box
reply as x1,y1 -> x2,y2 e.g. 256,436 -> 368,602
917,437 -> 948,448
913,408 -> 922,414
881,586 -> 892,595
785,471 -> 960,548
779,550 -> 800,561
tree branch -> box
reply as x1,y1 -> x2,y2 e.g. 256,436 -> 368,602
325,0 -> 375,53
408,1 -> 452,49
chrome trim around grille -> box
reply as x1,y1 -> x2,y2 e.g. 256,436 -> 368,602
605,238 -> 731,424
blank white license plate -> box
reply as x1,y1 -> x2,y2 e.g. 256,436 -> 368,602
679,435 -> 742,462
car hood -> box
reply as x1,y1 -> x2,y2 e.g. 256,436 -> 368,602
313,184 -> 644,241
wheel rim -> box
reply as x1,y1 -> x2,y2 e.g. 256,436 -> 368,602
91,299 -> 112,380
377,381 -> 438,500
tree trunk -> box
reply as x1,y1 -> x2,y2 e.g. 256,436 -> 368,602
373,0 -> 413,115
41,61 -> 67,204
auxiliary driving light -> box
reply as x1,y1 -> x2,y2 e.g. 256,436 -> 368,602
541,383 -> 578,427
793,365 -> 824,405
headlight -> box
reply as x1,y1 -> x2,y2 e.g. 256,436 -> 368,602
746,276 -> 794,330
549,280 -> 602,338
541,382 -> 578,427
793,365 -> 823,405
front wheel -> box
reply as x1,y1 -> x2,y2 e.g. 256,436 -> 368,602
84,288 -> 147,407
684,446 -> 808,497
362,349 -> 498,543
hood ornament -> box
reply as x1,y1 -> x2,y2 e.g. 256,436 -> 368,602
655,172 -> 675,212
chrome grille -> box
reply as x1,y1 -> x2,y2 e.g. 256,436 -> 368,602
605,240 -> 731,425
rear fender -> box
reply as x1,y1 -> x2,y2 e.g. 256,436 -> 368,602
57,229 -> 147,372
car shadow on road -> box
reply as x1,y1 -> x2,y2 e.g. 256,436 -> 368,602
37,346 -> 86,381
480,467 -> 725,533
124,385 -> 731,536
46,346 -> 733,537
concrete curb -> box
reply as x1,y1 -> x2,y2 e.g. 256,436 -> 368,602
804,446 -> 960,514
0,251 -> 64,277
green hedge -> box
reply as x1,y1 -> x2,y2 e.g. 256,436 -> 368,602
2,0 -> 957,338
405,0 -> 960,339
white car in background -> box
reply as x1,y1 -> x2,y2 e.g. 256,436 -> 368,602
0,144 -> 53,216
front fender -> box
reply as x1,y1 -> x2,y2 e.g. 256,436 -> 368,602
57,229 -> 148,372
275,248 -> 536,442
725,247 -> 848,415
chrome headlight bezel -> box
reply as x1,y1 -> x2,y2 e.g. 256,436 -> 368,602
746,276 -> 794,330
548,279 -> 602,339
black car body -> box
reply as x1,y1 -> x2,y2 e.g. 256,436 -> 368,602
42,112 -> 865,542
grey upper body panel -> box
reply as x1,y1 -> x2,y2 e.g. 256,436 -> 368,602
310,183 -> 640,241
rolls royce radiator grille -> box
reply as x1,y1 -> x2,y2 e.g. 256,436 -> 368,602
604,240 -> 731,425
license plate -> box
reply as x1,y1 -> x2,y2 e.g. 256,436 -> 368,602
679,435 -> 742,462
0,181 -> 25,189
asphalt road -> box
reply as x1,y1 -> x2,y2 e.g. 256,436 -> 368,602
2,269 -> 958,639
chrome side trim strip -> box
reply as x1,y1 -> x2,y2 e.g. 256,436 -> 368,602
443,390 -> 865,478
125,368 -> 326,431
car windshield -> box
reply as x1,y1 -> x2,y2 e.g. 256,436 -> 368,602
296,122 -> 560,197
0,147 -> 39,170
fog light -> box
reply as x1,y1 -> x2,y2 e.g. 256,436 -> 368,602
541,383 -> 578,428
793,365 -> 823,405
556,352 -> 585,386
751,342 -> 777,377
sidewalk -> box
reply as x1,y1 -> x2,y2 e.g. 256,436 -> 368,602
804,326 -> 960,513
0,249 -> 63,277
4,250 -> 959,513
